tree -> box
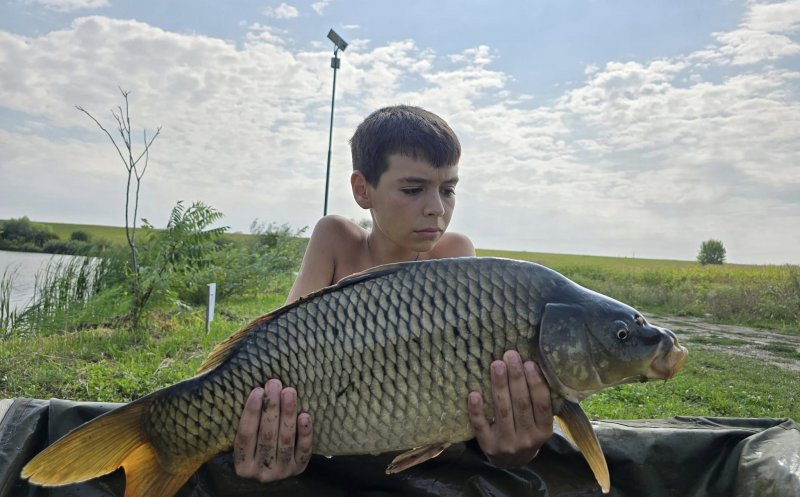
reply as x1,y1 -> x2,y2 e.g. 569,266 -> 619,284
0,217 -> 58,249
77,88 -> 161,329
698,239 -> 726,265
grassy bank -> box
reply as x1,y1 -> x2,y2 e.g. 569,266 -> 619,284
1,281 -> 797,420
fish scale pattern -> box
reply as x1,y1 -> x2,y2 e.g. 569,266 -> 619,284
145,258 -> 543,463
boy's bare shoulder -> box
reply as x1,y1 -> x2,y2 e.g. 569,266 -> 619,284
312,215 -> 368,245
428,232 -> 476,259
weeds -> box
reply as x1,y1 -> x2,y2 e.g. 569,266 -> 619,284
0,255 -> 120,337
0,266 -> 19,335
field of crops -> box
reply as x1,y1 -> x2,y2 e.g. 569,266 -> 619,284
479,249 -> 800,334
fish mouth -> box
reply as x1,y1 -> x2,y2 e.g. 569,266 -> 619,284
646,335 -> 689,380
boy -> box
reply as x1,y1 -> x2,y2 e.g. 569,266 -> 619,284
233,106 -> 553,484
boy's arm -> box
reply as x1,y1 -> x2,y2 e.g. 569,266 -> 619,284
284,216 -> 342,304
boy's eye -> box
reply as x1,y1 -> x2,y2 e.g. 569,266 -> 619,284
401,187 -> 422,195
442,187 -> 456,197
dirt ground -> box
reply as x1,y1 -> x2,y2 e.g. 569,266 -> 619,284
649,314 -> 800,372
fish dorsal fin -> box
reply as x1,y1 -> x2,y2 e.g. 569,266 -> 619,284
195,261 -> 409,374
555,400 -> 611,494
195,317 -> 268,374
333,261 -> 409,286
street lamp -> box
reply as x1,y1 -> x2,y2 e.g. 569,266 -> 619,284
323,28 -> 348,216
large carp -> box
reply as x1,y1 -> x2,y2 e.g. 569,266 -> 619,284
23,257 -> 687,496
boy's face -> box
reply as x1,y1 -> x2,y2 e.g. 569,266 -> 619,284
358,154 -> 458,254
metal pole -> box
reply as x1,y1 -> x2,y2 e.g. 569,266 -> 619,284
324,48 -> 340,216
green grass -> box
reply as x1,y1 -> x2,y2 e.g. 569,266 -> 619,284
0,292 -> 286,402
582,348 -> 798,419
41,221 -> 132,246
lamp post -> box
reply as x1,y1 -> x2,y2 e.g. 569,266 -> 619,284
323,29 -> 348,216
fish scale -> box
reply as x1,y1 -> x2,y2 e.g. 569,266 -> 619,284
22,257 -> 688,497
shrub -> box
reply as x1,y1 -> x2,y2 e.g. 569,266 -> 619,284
70,230 -> 91,242
698,239 -> 726,265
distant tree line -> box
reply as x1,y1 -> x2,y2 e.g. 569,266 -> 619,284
0,217 -> 111,255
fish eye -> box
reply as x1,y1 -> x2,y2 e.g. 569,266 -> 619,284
611,320 -> 630,340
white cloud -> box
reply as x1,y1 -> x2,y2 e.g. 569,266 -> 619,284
743,0 -> 800,33
263,2 -> 299,19
312,0 -> 331,15
1,2 -> 799,264
27,0 -> 108,11
694,0 -> 800,65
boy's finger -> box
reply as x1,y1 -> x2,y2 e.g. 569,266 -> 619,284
503,351 -> 534,433
234,387 -> 264,474
490,360 -> 514,442
255,379 -> 282,471
277,388 -> 298,466
524,362 -> 553,433
467,391 -> 492,441
295,412 -> 313,470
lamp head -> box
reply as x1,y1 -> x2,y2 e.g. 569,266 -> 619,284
327,29 -> 348,52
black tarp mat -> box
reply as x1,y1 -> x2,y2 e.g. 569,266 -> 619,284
1,398 -> 798,497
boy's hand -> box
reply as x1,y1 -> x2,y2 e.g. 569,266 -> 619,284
234,380 -> 313,482
467,351 -> 553,468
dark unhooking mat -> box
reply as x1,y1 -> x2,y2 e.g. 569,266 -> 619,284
1,398 -> 798,497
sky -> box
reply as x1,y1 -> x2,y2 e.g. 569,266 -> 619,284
0,0 -> 798,265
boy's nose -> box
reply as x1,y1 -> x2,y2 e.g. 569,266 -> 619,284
424,193 -> 445,216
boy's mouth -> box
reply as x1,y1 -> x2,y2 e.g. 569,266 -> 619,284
414,228 -> 442,239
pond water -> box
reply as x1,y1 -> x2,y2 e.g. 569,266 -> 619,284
0,250 -> 84,312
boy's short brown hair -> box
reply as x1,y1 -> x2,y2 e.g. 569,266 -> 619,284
350,105 -> 461,186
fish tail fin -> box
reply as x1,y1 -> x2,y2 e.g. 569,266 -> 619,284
22,399 -> 149,485
22,397 -> 203,497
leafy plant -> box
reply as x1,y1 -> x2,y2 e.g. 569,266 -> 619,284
177,221 -> 306,305
128,201 -> 228,325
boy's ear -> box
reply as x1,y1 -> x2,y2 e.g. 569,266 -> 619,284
351,171 -> 372,209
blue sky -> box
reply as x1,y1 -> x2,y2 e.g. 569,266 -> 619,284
1,0 -> 799,264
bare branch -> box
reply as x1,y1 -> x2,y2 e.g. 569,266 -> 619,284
76,105 -> 130,171
132,126 -> 161,171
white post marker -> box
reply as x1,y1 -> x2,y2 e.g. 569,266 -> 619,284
206,283 -> 216,334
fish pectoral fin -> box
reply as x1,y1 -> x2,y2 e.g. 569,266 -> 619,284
385,442 -> 452,474
122,443 -> 202,497
555,401 -> 610,494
